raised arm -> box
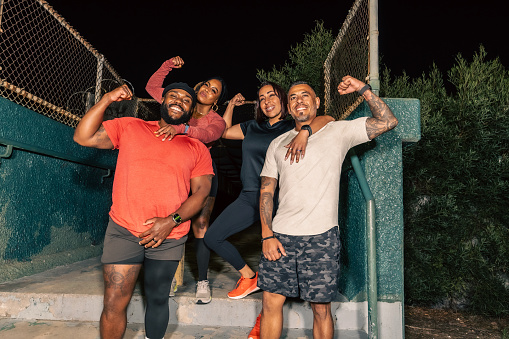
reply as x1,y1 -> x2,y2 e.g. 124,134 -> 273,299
139,173 -> 213,248
73,85 -> 132,149
145,56 -> 184,103
221,93 -> 246,140
337,75 -> 398,139
259,176 -> 286,260
285,114 -> 335,163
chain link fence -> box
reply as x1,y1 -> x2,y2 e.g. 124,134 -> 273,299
0,0 -> 158,128
324,0 -> 369,120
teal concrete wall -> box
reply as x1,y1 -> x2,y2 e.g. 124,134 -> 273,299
0,97 -> 116,282
339,98 -> 421,302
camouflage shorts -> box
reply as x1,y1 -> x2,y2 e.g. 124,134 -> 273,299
258,227 -> 340,303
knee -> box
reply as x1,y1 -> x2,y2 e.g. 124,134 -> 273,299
203,230 -> 217,248
193,216 -> 209,231
262,292 -> 286,314
102,295 -> 126,316
145,289 -> 169,307
311,303 -> 332,320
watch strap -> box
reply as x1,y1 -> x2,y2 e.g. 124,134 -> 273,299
358,84 -> 371,96
301,125 -> 312,136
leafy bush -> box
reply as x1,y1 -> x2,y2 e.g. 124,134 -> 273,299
382,46 -> 509,316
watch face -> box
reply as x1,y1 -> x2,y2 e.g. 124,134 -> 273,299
173,214 -> 182,223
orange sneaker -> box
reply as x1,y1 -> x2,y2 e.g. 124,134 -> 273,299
227,272 -> 260,299
248,313 -> 261,339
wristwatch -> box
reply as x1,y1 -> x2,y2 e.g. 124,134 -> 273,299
301,125 -> 312,136
171,213 -> 182,226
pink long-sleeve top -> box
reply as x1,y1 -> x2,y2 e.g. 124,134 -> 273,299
145,59 -> 226,148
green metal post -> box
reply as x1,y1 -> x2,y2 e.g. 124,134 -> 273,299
350,150 -> 378,339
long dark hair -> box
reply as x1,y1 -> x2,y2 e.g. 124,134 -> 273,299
255,81 -> 289,123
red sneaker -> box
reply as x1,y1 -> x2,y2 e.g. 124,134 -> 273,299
227,272 -> 260,299
248,313 -> 261,339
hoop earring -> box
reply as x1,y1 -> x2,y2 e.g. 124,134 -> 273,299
212,103 -> 219,112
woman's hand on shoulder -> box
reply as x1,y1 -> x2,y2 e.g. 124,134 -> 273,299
284,131 -> 309,164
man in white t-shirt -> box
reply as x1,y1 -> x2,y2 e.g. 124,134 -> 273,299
256,76 -> 398,339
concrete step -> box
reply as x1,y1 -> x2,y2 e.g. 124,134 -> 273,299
0,257 -> 368,338
0,318 -> 368,338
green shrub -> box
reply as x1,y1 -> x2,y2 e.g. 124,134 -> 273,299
382,46 -> 509,316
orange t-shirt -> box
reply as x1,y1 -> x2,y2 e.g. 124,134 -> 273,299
102,117 -> 213,239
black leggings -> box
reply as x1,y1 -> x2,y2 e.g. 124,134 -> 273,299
204,190 -> 260,270
144,258 -> 179,339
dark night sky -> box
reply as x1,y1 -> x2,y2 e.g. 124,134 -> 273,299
48,0 -> 508,101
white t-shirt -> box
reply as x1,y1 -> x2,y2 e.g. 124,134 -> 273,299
260,118 -> 369,236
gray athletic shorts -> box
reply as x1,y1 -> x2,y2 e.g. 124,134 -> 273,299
101,218 -> 187,264
258,227 -> 340,303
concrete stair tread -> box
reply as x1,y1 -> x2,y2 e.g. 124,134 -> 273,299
0,318 -> 368,338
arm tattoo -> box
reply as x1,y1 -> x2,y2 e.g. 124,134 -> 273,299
260,177 -> 276,231
260,176 -> 272,190
260,192 -> 274,231
93,125 -> 109,144
364,91 -> 398,139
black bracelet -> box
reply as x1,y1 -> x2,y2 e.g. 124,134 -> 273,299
358,84 -> 371,96
301,125 -> 312,137
261,235 -> 276,243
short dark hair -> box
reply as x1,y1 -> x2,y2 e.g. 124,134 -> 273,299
288,80 -> 316,96
254,81 -> 289,123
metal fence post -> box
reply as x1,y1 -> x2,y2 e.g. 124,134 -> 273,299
0,0 -> 5,33
369,0 -> 380,95
95,54 -> 104,104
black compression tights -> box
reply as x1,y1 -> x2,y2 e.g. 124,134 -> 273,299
144,258 -> 179,339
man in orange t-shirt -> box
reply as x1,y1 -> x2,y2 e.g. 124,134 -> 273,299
74,83 -> 213,339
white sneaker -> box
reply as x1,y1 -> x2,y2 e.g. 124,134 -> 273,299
169,277 -> 177,297
195,280 -> 211,304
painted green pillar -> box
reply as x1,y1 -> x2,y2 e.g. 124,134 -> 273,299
337,98 -> 420,338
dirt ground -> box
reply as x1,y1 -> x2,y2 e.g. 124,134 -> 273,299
405,306 -> 509,338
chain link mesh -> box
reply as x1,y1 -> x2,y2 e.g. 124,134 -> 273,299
323,0 -> 369,120
0,0 -> 158,128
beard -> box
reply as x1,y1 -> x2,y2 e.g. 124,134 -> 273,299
160,103 -> 192,125
292,111 -> 313,123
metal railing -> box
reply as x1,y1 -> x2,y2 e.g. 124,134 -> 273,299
0,136 -> 114,182
349,150 -> 378,339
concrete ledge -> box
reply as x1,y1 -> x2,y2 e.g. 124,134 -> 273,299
0,290 -> 399,337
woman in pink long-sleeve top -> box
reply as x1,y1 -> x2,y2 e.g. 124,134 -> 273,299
146,56 -> 227,304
